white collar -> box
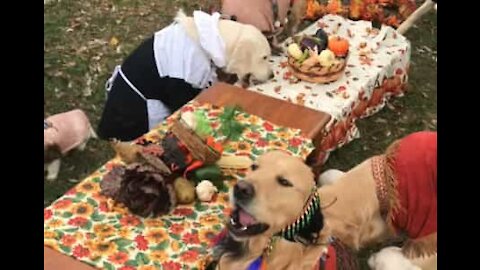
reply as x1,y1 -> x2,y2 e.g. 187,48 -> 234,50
193,11 -> 226,68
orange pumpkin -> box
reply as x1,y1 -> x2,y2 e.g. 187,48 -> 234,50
328,36 -> 349,57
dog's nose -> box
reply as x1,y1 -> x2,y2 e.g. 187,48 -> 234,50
234,181 -> 255,201
269,71 -> 274,79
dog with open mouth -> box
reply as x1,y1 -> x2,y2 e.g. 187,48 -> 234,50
214,151 -> 330,270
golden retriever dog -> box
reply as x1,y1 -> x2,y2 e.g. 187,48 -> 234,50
214,151 -> 329,270
318,131 -> 437,270
175,11 -> 273,84
97,10 -> 273,141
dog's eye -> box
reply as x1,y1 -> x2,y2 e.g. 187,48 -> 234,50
251,164 -> 258,171
263,56 -> 268,60
277,176 -> 293,187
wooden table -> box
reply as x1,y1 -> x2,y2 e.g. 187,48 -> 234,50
45,246 -> 96,270
196,82 -> 331,166
44,82 -> 330,270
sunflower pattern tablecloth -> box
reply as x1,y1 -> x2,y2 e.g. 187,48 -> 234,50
44,101 -> 315,270
247,14 -> 410,162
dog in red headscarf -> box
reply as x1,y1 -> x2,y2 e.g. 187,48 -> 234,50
318,131 -> 437,269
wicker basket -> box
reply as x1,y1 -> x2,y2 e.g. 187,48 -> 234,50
287,55 -> 347,83
170,119 -> 221,165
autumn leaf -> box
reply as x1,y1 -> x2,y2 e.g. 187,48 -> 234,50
109,36 -> 119,47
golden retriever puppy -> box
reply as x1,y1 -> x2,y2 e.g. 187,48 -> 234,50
214,151 -> 329,270
317,131 -> 437,269
98,10 -> 273,141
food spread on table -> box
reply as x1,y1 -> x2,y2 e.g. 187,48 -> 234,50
287,28 -> 350,83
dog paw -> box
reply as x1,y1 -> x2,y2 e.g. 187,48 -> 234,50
369,246 -> 422,270
45,159 -> 61,181
46,173 -> 58,181
89,126 -> 98,139
77,141 -> 88,151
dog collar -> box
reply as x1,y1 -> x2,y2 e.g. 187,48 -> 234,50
246,188 -> 322,270
247,236 -> 279,270
276,187 -> 320,241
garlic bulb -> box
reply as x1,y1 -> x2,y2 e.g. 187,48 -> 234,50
196,180 -> 218,202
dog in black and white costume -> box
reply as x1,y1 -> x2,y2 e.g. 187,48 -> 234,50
98,10 -> 273,141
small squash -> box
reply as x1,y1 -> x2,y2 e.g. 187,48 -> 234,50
173,177 -> 196,204
287,43 -> 304,60
317,49 -> 336,67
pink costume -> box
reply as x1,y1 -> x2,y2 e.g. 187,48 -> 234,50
44,109 -> 93,154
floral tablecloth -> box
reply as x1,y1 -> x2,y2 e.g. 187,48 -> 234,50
44,101 -> 315,270
248,14 -> 410,162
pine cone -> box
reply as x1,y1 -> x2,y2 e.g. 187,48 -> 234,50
113,163 -> 177,217
100,165 -> 125,198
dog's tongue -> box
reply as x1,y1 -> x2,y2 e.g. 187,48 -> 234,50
238,209 -> 256,226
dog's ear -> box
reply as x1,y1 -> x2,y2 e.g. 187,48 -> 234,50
44,144 -> 62,162
216,68 -> 239,84
225,39 -> 254,82
44,129 -> 58,151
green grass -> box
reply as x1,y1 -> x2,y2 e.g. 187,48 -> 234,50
44,0 -> 436,267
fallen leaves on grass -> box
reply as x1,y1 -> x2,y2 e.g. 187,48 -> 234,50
109,36 -> 120,47
83,73 -> 93,97
374,118 -> 387,124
